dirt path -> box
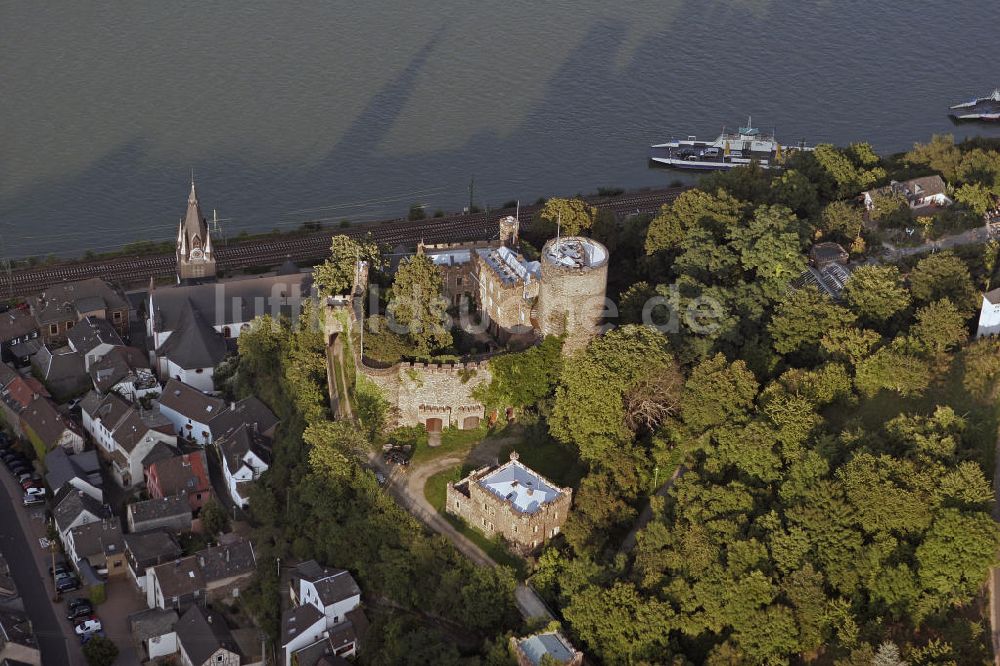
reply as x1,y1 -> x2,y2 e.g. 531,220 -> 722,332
618,464 -> 685,556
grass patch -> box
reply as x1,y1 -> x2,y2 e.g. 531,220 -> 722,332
408,424 -> 489,466
424,464 -> 464,512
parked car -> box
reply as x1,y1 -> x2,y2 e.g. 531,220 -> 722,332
74,617 -> 102,636
21,475 -> 42,490
66,600 -> 93,620
49,562 -> 70,577
56,576 -> 80,593
18,471 -> 40,484
8,462 -> 30,477
24,486 -> 45,497
22,493 -> 45,507
79,629 -> 105,645
1,451 -> 22,465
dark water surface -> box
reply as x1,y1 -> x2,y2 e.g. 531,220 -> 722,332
2,1 -> 999,258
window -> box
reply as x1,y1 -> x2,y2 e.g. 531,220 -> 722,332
222,326 -> 231,337
49,324 -> 58,335
113,311 -> 122,321
65,320 -> 74,329
195,368 -> 204,374
533,525 -> 538,534
552,526 -> 560,536
456,276 -> 463,287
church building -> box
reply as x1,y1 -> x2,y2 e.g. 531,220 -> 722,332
176,179 -> 216,283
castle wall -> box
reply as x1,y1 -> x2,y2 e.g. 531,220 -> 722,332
357,358 -> 492,431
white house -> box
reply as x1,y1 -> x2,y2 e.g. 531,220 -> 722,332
218,424 -> 271,509
80,391 -> 177,488
862,175 -> 952,212
977,288 -> 1000,338
52,486 -> 106,542
282,561 -> 364,665
129,609 -> 179,663
156,379 -> 225,446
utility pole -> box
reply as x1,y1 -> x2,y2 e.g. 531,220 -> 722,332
468,177 -> 475,213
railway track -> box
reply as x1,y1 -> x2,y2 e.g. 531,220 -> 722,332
2,187 -> 685,298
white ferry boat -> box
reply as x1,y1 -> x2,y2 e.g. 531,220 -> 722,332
649,119 -> 811,170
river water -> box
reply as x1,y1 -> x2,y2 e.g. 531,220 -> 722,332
2,1 -> 999,259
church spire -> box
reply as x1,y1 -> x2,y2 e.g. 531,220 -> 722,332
176,177 -> 217,284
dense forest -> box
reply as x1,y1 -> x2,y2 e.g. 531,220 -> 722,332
224,135 -> 1000,664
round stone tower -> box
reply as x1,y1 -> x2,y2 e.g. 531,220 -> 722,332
537,236 -> 609,354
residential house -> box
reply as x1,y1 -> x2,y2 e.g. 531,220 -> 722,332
44,448 -> 103,502
283,561 -> 365,665
808,242 -> 849,268
129,608 -> 179,663
977,287 -> 1000,338
17,392 -> 85,455
147,273 -> 312,390
31,344 -> 89,400
127,494 -> 193,534
146,539 -> 256,611
66,316 -> 124,371
89,346 -> 159,401
124,531 -> 183,592
64,518 -> 126,578
218,424 -> 271,509
30,278 -> 129,346
0,308 -> 39,367
157,379 -> 225,446
446,452 -> 572,555
175,606 -> 241,666
52,485 -> 107,541
208,396 -> 279,441
510,630 -> 584,666
80,391 -> 176,488
145,450 -> 211,512
0,609 -> 41,666
862,175 -> 953,212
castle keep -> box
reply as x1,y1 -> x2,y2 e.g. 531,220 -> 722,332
446,452 -> 571,555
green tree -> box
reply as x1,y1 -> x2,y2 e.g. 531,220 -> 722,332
728,205 -> 807,298
954,182 -> 996,215
681,353 -> 759,432
200,496 -> 230,535
908,252 -> 977,314
911,299 -> 968,356
305,420 -> 368,477
537,198 -> 596,236
904,134 -> 962,183
562,582 -> 674,664
916,508 -> 1000,606
957,148 -> 1000,188
388,254 -> 453,355
813,143 -> 886,198
868,189 -> 908,223
769,286 -> 856,359
818,200 -> 864,243
645,189 -> 744,255
854,346 -> 930,397
474,336 -> 563,409
820,327 -> 881,367
843,265 -> 910,328
770,169 -> 820,218
314,234 -> 380,297
82,636 -> 119,666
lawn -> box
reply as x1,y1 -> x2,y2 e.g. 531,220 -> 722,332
406,423 -> 489,466
424,464 -> 465,512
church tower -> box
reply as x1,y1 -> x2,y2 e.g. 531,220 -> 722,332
176,179 -> 216,283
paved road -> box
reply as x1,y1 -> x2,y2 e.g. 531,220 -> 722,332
0,468 -> 76,665
880,225 -> 989,260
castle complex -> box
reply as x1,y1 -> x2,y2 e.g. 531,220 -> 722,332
326,216 -> 609,433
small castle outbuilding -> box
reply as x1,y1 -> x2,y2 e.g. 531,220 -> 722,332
446,452 -> 571,555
